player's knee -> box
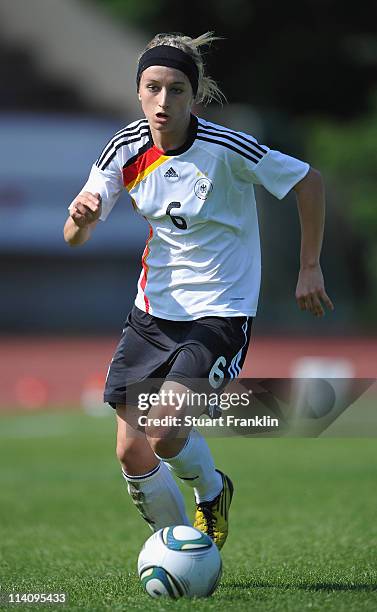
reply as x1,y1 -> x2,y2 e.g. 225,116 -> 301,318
145,428 -> 177,457
145,421 -> 165,448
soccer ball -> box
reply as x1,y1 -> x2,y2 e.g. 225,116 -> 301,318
138,525 -> 222,598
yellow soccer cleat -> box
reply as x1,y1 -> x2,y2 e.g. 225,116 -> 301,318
193,470 -> 234,550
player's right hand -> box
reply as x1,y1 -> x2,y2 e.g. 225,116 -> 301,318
69,191 -> 102,228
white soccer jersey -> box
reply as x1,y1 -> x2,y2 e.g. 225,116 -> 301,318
78,115 -> 309,320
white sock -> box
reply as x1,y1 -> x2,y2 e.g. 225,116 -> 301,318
122,462 -> 190,531
157,429 -> 223,503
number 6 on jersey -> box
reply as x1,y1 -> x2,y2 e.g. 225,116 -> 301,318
166,202 -> 187,230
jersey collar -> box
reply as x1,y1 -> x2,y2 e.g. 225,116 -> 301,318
148,114 -> 198,157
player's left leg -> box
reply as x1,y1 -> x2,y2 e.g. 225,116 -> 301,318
145,380 -> 231,550
145,315 -> 252,549
145,380 -> 224,501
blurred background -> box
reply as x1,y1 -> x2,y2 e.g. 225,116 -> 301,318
0,0 -> 376,409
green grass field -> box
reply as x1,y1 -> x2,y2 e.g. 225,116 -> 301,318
1,411 -> 376,611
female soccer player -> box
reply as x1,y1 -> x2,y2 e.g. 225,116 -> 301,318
64,32 -> 334,549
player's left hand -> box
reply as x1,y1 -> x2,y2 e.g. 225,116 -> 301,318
295,263 -> 334,317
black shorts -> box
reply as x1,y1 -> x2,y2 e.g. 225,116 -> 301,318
104,305 -> 252,408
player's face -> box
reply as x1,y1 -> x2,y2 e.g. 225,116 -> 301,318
138,66 -> 194,140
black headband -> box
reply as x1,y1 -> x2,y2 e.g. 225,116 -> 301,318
136,45 -> 199,96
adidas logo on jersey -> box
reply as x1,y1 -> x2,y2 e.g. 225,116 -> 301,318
164,167 -> 179,180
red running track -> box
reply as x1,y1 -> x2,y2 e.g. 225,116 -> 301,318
0,336 -> 376,408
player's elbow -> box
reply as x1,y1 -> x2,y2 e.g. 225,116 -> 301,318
294,166 -> 324,196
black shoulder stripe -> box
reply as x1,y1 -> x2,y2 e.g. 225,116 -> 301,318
198,128 -> 264,160
111,125 -> 150,147
96,120 -> 148,168
196,135 -> 262,164
96,130 -> 150,171
97,130 -> 149,170
96,125 -> 149,169
96,127 -> 149,169
123,140 -> 153,169
197,126 -> 266,160
197,122 -> 267,155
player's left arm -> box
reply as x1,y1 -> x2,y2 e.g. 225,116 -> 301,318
293,167 -> 334,317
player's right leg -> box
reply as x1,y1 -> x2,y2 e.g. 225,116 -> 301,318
116,404 -> 190,531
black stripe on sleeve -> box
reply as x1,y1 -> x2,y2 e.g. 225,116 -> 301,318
197,126 -> 266,160
97,126 -> 148,168
95,120 -> 149,169
97,130 -> 150,171
197,121 -> 268,155
196,135 -> 262,164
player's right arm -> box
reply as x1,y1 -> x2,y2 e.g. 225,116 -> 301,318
63,191 -> 102,247
64,119 -> 147,246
